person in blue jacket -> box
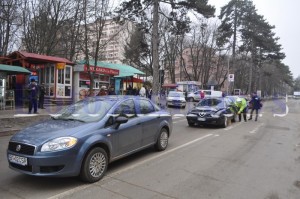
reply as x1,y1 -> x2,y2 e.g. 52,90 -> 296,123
27,78 -> 39,114
249,92 -> 262,121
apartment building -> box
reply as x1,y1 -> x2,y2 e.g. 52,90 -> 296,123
76,19 -> 134,64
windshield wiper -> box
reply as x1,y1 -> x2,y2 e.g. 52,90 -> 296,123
63,118 -> 85,122
51,116 -> 85,122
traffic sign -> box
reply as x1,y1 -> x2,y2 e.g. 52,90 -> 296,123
228,74 -> 234,82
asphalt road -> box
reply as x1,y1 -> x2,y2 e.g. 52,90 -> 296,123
1,99 -> 300,199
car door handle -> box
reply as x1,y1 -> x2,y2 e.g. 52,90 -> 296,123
157,116 -> 161,119
136,123 -> 141,125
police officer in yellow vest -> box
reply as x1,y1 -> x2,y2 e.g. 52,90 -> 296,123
235,98 -> 247,122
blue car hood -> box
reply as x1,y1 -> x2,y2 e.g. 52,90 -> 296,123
10,119 -> 96,145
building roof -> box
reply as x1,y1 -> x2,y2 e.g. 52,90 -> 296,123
0,64 -> 31,75
16,51 -> 74,65
79,60 -> 145,77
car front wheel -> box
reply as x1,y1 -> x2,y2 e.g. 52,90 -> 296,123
221,116 -> 228,128
80,147 -> 108,183
188,121 -> 195,126
155,128 -> 169,151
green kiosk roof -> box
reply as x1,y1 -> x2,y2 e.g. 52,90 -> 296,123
0,64 -> 31,75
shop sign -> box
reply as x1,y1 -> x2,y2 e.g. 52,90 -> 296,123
30,64 -> 45,70
56,63 -> 66,70
84,65 -> 119,75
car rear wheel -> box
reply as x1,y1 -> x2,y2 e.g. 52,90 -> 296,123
155,128 -> 169,151
80,147 -> 108,183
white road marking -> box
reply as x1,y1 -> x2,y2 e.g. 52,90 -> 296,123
172,116 -> 182,119
173,114 -> 185,118
173,119 -> 186,123
109,134 -> 213,177
224,122 -> 242,131
47,134 -> 213,199
47,184 -> 92,199
249,123 -> 264,134
246,113 -> 263,117
273,104 -> 289,117
14,114 -> 39,117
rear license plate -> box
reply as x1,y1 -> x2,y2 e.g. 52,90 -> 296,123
8,154 -> 28,166
198,118 -> 206,121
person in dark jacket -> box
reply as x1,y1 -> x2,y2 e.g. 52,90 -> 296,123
249,92 -> 262,121
27,78 -> 39,114
38,83 -> 46,109
108,87 -> 116,95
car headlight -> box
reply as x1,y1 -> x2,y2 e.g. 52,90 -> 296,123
211,114 -> 220,118
41,137 -> 78,152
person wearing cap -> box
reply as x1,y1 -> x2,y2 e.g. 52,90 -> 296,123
235,97 -> 247,122
98,86 -> 107,96
249,92 -> 262,121
27,78 -> 39,114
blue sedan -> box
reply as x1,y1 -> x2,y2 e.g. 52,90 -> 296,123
7,96 -> 172,183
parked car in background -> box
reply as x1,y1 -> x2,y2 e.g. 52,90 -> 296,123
7,96 -> 172,183
187,90 -> 223,102
186,97 -> 236,128
166,91 -> 186,108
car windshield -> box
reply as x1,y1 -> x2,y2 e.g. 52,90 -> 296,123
197,98 -> 226,108
51,99 -> 115,123
168,92 -> 184,97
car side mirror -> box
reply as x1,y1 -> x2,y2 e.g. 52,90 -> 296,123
115,116 -> 128,124
194,103 -> 197,107
114,116 -> 128,129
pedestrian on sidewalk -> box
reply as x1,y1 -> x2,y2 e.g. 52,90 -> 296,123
139,85 -> 146,97
249,92 -> 262,121
38,82 -> 46,109
27,78 -> 39,114
200,90 -> 205,99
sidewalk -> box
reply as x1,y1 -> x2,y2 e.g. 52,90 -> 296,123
0,106 -> 66,137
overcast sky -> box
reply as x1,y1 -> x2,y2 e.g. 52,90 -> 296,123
208,0 -> 300,79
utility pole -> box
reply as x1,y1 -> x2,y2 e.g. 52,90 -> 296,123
227,56 -> 230,95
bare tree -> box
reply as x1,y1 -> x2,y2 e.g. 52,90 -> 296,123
80,0 -> 118,94
0,0 -> 21,55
